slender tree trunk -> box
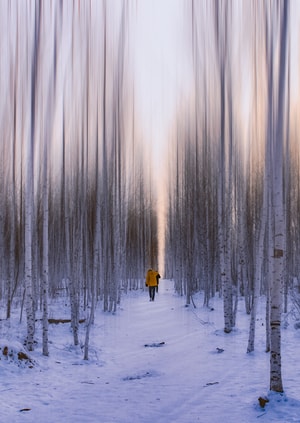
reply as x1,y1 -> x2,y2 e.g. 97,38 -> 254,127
25,1 -> 41,351
7,73 -> 18,319
269,0 -> 289,393
42,139 -> 49,356
247,155 -> 268,352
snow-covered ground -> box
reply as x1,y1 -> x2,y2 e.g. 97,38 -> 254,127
1,279 -> 300,423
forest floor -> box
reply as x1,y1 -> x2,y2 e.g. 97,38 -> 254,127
1,279 -> 300,422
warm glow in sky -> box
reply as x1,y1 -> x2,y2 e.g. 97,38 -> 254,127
132,0 -> 193,272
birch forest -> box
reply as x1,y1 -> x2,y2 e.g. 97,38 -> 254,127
1,0 -> 300,395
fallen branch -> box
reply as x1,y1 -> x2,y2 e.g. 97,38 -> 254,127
203,381 -> 219,387
48,318 -> 86,324
144,342 -> 165,348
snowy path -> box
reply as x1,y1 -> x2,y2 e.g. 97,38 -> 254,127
1,279 -> 300,422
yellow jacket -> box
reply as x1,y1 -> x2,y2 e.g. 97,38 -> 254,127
145,269 -> 160,287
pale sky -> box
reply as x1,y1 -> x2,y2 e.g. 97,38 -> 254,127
133,0 -> 192,162
131,0 -> 194,272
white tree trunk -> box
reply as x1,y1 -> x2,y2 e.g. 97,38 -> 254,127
25,1 -> 42,351
269,0 -> 288,393
42,148 -> 49,356
247,166 -> 268,353
25,136 -> 35,351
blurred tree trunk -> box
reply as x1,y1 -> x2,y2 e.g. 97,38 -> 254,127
214,0 -> 233,333
247,2 -> 267,352
25,1 -> 41,351
41,2 -> 58,355
7,59 -> 18,319
269,0 -> 288,394
42,121 -> 49,357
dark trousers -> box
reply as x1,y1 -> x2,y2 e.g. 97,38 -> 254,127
149,286 -> 156,301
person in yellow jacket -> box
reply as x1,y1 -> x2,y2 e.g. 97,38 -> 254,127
145,268 -> 161,301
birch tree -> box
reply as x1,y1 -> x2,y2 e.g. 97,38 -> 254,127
25,1 -> 42,351
7,35 -> 18,319
213,0 -> 234,332
41,115 -> 49,356
268,0 -> 289,393
40,0 -> 59,356
247,1 -> 268,353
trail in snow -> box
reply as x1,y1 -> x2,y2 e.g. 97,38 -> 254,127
1,279 -> 300,422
